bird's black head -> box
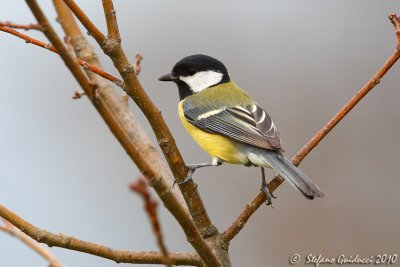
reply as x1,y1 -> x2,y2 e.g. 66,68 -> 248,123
159,54 -> 230,100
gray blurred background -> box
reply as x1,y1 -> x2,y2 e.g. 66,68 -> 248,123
1,1 -> 400,266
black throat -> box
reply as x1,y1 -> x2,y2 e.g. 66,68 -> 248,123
176,81 -> 193,100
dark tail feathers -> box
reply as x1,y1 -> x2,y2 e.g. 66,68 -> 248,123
261,150 -> 324,199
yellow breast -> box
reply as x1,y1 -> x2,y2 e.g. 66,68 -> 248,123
178,101 -> 247,164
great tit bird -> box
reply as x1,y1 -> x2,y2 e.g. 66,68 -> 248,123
159,54 -> 324,203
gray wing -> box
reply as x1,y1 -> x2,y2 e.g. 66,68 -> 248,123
184,101 -> 281,150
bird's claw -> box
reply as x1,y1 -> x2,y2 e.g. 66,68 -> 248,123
173,167 -> 195,187
179,168 -> 195,184
260,186 -> 275,207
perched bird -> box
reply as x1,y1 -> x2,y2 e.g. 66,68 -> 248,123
159,54 -> 324,203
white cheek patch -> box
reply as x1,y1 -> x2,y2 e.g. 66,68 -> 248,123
180,71 -> 223,93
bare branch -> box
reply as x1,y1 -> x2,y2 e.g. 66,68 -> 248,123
62,0 -> 106,44
54,0 -> 183,223
223,13 -> 400,243
0,206 -> 200,266
130,178 -> 172,267
48,1 -> 220,265
0,21 -> 42,30
292,13 -> 400,166
0,219 -> 65,267
62,0 -> 218,239
102,0 -> 120,42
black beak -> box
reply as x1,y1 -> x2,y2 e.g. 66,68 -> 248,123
158,73 -> 178,82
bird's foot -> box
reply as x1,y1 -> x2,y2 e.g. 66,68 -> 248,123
173,159 -> 222,187
179,166 -> 196,184
173,165 -> 196,187
260,184 -> 276,207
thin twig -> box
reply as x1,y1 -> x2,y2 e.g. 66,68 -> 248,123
222,13 -> 400,243
0,206 -> 200,266
102,0 -> 120,42
0,219 -> 65,267
130,178 -> 172,267
0,21 -> 42,30
0,26 -> 123,87
292,13 -> 400,166
62,0 -> 106,44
